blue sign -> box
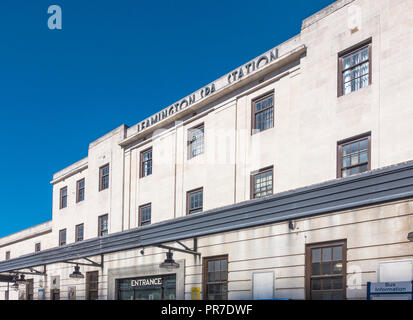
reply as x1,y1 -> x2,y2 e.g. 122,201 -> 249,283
367,281 -> 413,300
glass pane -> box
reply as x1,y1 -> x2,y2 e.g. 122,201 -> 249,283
350,142 -> 359,154
221,259 -> 227,271
351,154 -> 359,166
351,51 -> 360,66
342,156 -> 350,168
322,248 -> 331,261
322,279 -> 332,290
332,277 -> 343,289
221,271 -> 227,281
360,164 -> 368,173
312,263 -> 321,276
321,262 -> 332,275
359,151 -> 368,163
333,262 -> 343,274
360,139 -> 368,150
342,145 -> 351,156
208,261 -> 214,272
332,246 -> 342,261
312,279 -> 321,290
343,57 -> 351,69
312,249 -> 321,263
343,70 -> 351,83
361,47 -> 369,61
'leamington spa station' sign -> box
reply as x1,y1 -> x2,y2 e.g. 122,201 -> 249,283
135,47 -> 279,134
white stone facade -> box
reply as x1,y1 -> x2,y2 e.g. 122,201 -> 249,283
1,0 -> 413,300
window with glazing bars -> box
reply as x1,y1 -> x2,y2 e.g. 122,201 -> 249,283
99,164 -> 109,191
139,204 -> 151,226
76,178 -> 85,202
5,251 -> 10,260
86,271 -> 99,300
59,229 -> 66,246
188,124 -> 204,159
251,167 -> 273,199
76,223 -> 84,242
337,134 -> 370,178
60,187 -> 67,209
35,243 -> 41,252
98,214 -> 108,236
203,256 -> 228,300
306,241 -> 346,300
252,93 -> 274,134
187,188 -> 203,215
140,148 -> 152,177
338,41 -> 371,96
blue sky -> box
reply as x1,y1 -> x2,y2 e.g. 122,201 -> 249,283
0,0 -> 335,237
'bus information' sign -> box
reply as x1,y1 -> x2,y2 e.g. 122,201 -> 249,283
367,281 -> 413,300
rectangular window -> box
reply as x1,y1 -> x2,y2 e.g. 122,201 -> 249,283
86,271 -> 99,300
5,251 -> 10,260
251,166 -> 273,199
203,255 -> 228,300
306,240 -> 347,300
26,279 -> 34,300
140,148 -> 153,178
75,223 -> 84,242
76,178 -> 85,202
59,229 -> 66,246
98,214 -> 108,237
99,164 -> 110,191
337,133 -> 371,178
139,204 -> 151,226
252,93 -> 274,134
35,243 -> 41,252
188,124 -> 205,159
187,188 -> 203,215
60,187 -> 67,209
338,40 -> 372,96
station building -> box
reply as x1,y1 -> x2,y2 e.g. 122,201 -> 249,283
1,0 -> 413,300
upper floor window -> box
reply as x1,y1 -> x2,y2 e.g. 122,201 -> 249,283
306,240 -> 347,300
76,178 -> 85,202
99,164 -> 110,191
252,93 -> 274,134
187,187 -> 203,215
59,229 -> 66,246
35,243 -> 41,252
188,124 -> 204,159
140,148 -> 152,178
60,187 -> 68,209
251,166 -> 273,199
338,40 -> 372,96
98,214 -> 108,237
76,223 -> 84,242
337,133 -> 371,178
5,251 -> 10,260
139,203 -> 151,226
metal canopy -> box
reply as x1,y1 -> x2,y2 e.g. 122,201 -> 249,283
1,161 -> 413,273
